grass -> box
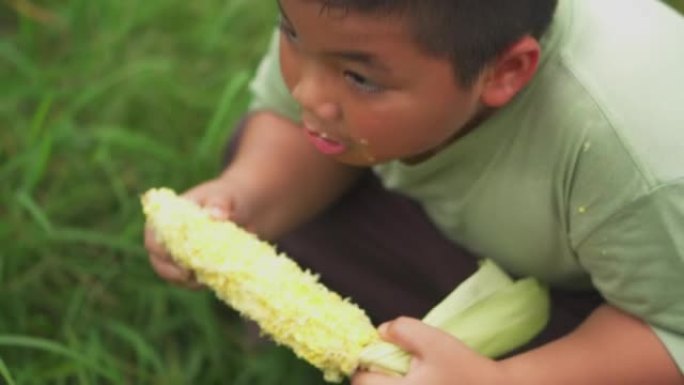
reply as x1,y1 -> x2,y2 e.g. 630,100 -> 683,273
1,1 -> 683,384
0,1 -> 327,384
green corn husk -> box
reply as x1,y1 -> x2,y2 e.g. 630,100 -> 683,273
359,260 -> 550,376
141,188 -> 550,382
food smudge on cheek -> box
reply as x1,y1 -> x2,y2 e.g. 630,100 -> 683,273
357,138 -> 376,163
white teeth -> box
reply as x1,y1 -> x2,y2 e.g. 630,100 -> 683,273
320,132 -> 329,139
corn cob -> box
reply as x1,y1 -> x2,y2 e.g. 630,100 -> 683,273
142,188 -> 379,382
141,187 -> 550,382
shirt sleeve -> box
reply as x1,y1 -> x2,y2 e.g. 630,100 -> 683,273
576,182 -> 684,371
247,29 -> 301,123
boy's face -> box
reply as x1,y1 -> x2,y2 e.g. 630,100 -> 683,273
278,0 -> 487,165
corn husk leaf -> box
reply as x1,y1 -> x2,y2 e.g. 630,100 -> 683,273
358,261 -> 550,375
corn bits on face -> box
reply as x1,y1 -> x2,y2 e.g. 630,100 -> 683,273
141,188 -> 380,382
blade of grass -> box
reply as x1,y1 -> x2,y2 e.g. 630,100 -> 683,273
203,0 -> 248,50
0,121 -> 71,183
0,253 -> 4,285
103,319 -> 164,373
94,146 -> 130,214
29,92 -> 54,142
53,328 -> 98,385
183,347 -> 206,383
28,358 -> 92,385
0,40 -> 40,81
0,150 -> 28,179
2,256 -> 54,293
0,335 -> 119,382
19,129 -> 53,195
16,182 -> 143,254
49,227 -> 145,255
0,355 -> 17,385
64,59 -> 172,118
93,126 -> 180,163
195,70 -> 251,159
68,328 -> 115,385
15,191 -> 54,233
61,288 -> 88,335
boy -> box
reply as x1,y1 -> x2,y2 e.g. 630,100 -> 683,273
145,0 -> 684,383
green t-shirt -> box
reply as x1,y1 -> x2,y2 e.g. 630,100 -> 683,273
248,0 -> 684,370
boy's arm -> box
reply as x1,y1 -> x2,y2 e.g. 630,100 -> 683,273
145,110 -> 360,286
502,305 -> 683,385
221,110 -> 364,240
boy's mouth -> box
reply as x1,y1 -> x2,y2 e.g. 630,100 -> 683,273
305,129 -> 347,155
302,121 -> 347,155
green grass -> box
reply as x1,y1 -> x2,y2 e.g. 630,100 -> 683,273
0,1 -> 328,384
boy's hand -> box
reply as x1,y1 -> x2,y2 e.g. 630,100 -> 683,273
352,317 -> 510,385
144,176 -> 250,289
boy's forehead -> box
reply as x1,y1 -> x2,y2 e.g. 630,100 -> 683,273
279,0 -> 455,79
299,0 -> 402,14
280,0 -> 413,45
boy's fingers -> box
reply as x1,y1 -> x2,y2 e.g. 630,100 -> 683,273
144,200 -> 212,291
144,225 -> 169,258
182,272 -> 205,290
148,251 -> 204,289
149,252 -> 193,284
173,269 -> 204,290
351,371 -> 401,385
148,252 -> 184,280
182,189 -> 234,220
378,317 -> 447,360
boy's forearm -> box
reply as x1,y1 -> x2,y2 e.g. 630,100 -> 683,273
502,305 -> 682,385
221,111 -> 363,240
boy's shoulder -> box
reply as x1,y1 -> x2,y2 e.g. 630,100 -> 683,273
540,0 -> 684,185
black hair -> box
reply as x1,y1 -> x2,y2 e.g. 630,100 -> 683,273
319,0 -> 558,86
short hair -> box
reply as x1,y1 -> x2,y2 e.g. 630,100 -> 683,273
319,0 -> 558,86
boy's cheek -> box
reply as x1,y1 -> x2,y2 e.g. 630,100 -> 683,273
279,43 -> 299,94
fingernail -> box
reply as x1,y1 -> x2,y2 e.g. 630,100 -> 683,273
205,206 -> 228,220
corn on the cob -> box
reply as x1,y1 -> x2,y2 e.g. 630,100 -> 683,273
141,187 -> 550,382
142,187 -> 379,382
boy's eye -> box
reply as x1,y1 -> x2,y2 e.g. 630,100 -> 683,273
343,70 -> 383,94
278,18 -> 299,43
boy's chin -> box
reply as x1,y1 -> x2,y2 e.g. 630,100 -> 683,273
333,152 -> 385,167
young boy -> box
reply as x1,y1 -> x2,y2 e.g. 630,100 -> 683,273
145,0 -> 684,383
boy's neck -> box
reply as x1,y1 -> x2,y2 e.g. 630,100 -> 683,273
401,106 -> 497,165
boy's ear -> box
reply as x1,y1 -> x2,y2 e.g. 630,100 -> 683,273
480,36 -> 541,108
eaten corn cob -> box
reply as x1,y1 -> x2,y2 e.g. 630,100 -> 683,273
142,187 -> 378,382
141,187 -> 550,382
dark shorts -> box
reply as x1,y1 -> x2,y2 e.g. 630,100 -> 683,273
225,118 -> 603,353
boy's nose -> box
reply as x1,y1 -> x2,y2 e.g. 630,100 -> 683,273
291,69 -> 341,122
